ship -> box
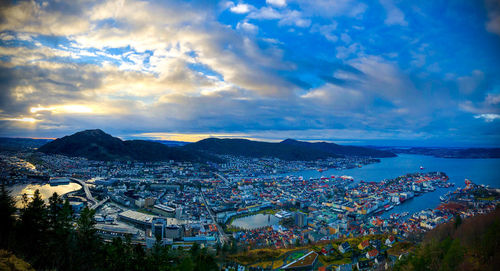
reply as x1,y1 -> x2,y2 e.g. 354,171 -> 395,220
49,177 -> 70,186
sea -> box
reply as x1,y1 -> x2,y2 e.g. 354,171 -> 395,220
270,154 -> 500,218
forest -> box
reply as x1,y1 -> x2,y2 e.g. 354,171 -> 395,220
393,207 -> 500,271
0,184 -> 220,271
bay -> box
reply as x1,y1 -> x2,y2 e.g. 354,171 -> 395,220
9,180 -> 82,208
274,154 -> 500,217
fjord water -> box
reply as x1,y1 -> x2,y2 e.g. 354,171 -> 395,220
10,181 -> 82,208
284,154 -> 500,187
281,154 -> 500,216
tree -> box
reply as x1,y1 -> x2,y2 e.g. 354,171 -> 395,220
47,193 -> 74,270
193,247 -> 218,271
190,242 -> 201,258
230,239 -> 237,254
75,206 -> 101,271
454,215 -> 462,229
0,181 -> 16,248
18,189 -> 49,268
178,256 -> 194,271
441,238 -> 463,271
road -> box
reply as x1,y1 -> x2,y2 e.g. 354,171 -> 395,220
69,177 -> 106,209
90,196 -> 109,210
213,172 -> 229,182
200,186 -> 229,244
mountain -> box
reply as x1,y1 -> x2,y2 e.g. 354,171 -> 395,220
183,138 -> 395,160
280,139 -> 396,158
0,137 -> 52,151
383,147 -> 500,158
37,129 -> 216,162
182,138 -> 341,161
37,130 -> 396,162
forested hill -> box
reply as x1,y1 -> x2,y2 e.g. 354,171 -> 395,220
182,138 -> 341,161
183,138 -> 396,160
393,207 -> 500,270
37,129 -> 218,162
280,139 -> 396,158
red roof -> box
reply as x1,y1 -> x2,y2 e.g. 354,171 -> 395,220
367,249 -> 379,257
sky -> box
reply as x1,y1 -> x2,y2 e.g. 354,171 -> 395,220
0,0 -> 499,147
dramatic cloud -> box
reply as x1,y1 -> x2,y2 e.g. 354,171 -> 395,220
0,0 -> 499,146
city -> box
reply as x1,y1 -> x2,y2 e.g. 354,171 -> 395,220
1,0 -> 500,270
1,142 -> 499,270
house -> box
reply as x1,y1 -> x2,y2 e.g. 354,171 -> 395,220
338,242 -> 351,254
366,249 -> 379,259
358,239 -> 370,250
385,236 -> 396,247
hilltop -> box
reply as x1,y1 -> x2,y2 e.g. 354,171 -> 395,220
37,129 -> 216,162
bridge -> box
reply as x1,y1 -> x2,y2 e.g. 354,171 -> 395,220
69,177 -> 107,210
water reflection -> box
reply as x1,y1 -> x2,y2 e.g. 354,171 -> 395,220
231,214 -> 280,230
10,182 -> 82,208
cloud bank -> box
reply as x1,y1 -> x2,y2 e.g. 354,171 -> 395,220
0,0 -> 499,146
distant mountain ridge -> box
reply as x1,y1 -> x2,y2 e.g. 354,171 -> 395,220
182,138 -> 342,161
37,129 -> 215,162
36,130 -> 397,162
383,146 -> 500,158
0,137 -> 51,151
183,137 -> 396,160
280,138 -> 396,158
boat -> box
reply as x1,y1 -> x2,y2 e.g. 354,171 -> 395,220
49,177 -> 70,186
420,166 -> 424,170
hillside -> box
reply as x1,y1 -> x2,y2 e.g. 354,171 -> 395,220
182,138 -> 341,161
36,131 -> 396,162
183,138 -> 395,160
37,129 -> 216,162
280,139 -> 396,158
393,208 -> 500,271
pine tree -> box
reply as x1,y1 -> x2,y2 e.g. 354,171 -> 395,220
46,193 -> 74,270
0,180 -> 16,248
76,206 -> 101,271
18,189 -> 49,268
